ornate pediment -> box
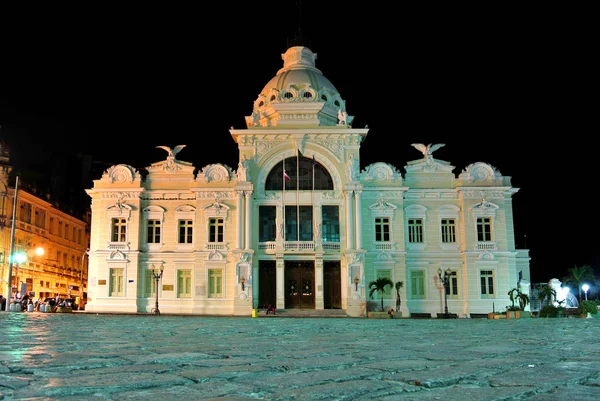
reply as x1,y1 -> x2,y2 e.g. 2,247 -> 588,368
460,162 -> 502,182
197,164 -> 233,183
101,164 -> 140,184
363,162 -> 402,182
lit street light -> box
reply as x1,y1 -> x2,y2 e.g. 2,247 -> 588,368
437,267 -> 452,318
151,264 -> 164,315
582,284 -> 590,301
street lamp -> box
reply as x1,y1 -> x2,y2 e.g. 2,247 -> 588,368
582,284 -> 590,301
437,267 -> 452,318
151,264 -> 164,315
354,277 -> 360,291
240,277 -> 246,291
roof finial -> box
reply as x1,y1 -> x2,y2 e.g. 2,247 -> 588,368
287,0 -> 311,49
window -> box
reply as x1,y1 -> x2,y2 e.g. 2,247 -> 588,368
21,202 -> 32,224
410,270 -> 425,299
375,217 -> 390,242
110,268 -> 124,296
322,205 -> 340,242
178,220 -> 193,244
259,206 -> 276,242
477,217 -> 492,241
441,218 -> 456,243
445,270 -> 458,297
265,156 -> 333,191
112,218 -> 127,242
144,269 -> 157,298
65,224 -> 70,240
480,270 -> 495,296
285,206 -> 313,241
49,217 -> 54,234
208,269 -> 223,298
408,219 -> 424,243
177,270 -> 192,298
147,219 -> 161,244
35,209 -> 46,228
209,218 -> 224,243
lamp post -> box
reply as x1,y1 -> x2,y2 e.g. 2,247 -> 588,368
437,267 -> 452,318
151,264 -> 164,315
354,277 -> 360,291
240,277 -> 246,291
582,284 -> 589,301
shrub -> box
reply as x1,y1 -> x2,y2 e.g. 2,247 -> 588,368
539,305 -> 560,318
580,301 -> 597,315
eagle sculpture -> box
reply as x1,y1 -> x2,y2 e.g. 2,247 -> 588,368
156,145 -> 186,159
411,143 -> 445,159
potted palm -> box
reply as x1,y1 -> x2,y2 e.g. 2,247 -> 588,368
506,287 -> 530,318
395,281 -> 404,315
368,277 -> 394,318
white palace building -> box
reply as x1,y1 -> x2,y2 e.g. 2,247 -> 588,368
85,45 -> 531,317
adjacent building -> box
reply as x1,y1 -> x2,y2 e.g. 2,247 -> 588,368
85,45 -> 531,317
0,140 -> 90,307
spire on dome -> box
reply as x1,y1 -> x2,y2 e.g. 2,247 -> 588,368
287,0 -> 311,49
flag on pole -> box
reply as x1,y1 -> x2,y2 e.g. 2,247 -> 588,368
283,170 -> 291,181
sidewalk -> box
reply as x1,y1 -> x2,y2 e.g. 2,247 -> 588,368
0,312 -> 599,400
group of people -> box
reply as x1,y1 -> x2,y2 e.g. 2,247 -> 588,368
0,293 -> 71,312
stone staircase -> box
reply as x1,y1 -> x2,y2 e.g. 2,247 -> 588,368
257,308 -> 348,318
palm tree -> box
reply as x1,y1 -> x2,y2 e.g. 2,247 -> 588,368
508,287 -> 530,310
537,285 -> 557,307
368,277 -> 394,312
395,281 -> 404,312
562,265 -> 596,302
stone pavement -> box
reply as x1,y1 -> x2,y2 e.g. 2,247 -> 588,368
0,312 -> 599,400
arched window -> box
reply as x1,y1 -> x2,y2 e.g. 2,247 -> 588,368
265,156 -> 333,191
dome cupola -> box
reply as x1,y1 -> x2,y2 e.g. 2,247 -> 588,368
245,46 -> 354,128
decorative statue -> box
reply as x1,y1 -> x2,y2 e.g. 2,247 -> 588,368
156,145 -> 186,160
346,154 -> 358,181
411,143 -> 445,163
337,109 -> 348,125
238,155 -> 250,181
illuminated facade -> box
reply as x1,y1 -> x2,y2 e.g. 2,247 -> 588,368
0,141 -> 90,306
85,46 -> 530,317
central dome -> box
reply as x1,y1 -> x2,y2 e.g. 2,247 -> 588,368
245,46 -> 353,128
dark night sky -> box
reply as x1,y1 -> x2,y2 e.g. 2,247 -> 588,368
1,2 -> 597,283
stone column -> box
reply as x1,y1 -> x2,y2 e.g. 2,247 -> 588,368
345,191 -> 354,250
244,191 -> 253,250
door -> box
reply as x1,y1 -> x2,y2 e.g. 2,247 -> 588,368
258,261 -> 276,309
323,261 -> 341,309
285,261 -> 315,309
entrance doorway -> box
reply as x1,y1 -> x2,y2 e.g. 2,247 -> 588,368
258,261 -> 276,309
323,261 -> 341,309
284,261 -> 315,309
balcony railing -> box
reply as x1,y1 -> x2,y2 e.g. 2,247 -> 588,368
475,241 -> 498,251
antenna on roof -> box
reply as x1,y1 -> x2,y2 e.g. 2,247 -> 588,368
287,0 -> 311,49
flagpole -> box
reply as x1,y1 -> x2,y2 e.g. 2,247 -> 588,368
312,155 -> 315,240
282,157 -> 286,242
296,149 -> 299,242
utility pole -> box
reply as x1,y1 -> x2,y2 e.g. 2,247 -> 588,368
5,176 -> 18,311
